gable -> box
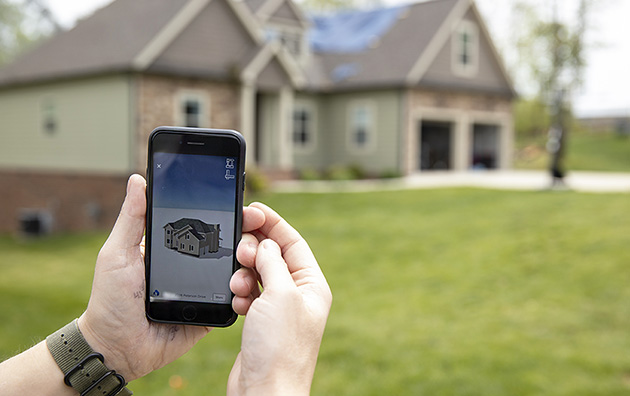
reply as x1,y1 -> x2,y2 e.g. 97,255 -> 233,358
244,0 -> 267,13
419,7 -> 513,95
148,0 -> 259,79
257,57 -> 292,90
268,1 -> 304,27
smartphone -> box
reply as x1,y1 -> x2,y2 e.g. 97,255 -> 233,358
145,126 -> 245,327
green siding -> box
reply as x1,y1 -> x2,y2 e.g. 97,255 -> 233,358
294,90 -> 402,174
0,75 -> 132,173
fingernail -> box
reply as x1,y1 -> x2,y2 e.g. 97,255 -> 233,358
246,242 -> 258,255
260,239 -> 279,252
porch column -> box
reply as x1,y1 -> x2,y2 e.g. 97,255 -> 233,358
277,86 -> 294,169
499,115 -> 514,169
240,82 -> 256,166
453,114 -> 470,171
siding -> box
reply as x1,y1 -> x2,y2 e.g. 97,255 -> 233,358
294,89 -> 402,174
0,75 -> 132,173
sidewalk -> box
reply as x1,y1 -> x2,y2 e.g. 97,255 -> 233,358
272,170 -> 630,194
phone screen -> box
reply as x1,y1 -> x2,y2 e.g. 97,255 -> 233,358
145,128 -> 245,326
150,152 -> 237,304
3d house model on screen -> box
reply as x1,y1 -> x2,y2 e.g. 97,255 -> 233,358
164,218 -> 221,258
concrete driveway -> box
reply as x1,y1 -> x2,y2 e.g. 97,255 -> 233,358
273,170 -> 630,194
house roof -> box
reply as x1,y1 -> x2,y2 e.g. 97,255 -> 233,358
306,0 -> 513,96
166,218 -> 220,241
0,0 -> 187,86
0,0 -> 514,96
0,0 -> 294,87
310,6 -> 409,54
305,0 -> 459,90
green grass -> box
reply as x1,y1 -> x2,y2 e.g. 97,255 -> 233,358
515,131 -> 630,172
2,189 -> 630,395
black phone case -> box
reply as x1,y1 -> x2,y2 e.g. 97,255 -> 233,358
144,126 -> 246,327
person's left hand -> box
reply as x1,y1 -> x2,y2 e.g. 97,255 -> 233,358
77,174 -> 264,381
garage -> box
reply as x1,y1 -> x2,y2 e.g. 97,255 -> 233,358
419,120 -> 453,170
471,123 -> 500,169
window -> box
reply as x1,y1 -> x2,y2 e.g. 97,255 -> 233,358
452,21 -> 479,77
280,32 -> 302,56
186,234 -> 190,240
175,91 -> 209,128
189,245 -> 194,252
265,26 -> 303,57
348,101 -> 376,152
40,97 -> 57,135
184,100 -> 200,127
292,103 -> 316,152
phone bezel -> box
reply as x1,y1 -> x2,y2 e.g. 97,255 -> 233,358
145,126 -> 245,327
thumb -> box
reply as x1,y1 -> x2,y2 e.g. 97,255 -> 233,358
255,239 -> 295,292
106,174 -> 147,250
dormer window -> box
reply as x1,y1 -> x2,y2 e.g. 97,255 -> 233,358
452,20 -> 479,77
265,26 -> 303,57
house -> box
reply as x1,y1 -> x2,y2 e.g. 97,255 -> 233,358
0,0 -> 515,232
578,111 -> 630,135
164,218 -> 221,257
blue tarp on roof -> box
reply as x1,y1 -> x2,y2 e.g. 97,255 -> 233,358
309,6 -> 409,54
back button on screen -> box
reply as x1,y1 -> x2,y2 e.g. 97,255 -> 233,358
182,305 -> 197,321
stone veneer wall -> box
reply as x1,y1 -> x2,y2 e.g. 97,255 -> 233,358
135,74 -> 241,172
409,89 -> 513,114
0,170 -> 128,233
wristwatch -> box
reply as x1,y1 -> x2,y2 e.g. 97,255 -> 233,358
46,319 -> 132,396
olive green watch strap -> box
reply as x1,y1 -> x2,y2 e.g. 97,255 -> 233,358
46,319 -> 132,396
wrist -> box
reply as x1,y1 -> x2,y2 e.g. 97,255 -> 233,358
238,369 -> 313,396
76,314 -> 134,381
241,382 -> 310,396
46,319 -> 132,396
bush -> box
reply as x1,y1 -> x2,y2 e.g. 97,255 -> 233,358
380,169 -> 402,179
325,165 -> 357,181
244,168 -> 269,197
298,168 -> 322,181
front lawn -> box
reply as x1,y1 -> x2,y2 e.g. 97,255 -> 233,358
1,188 -> 629,395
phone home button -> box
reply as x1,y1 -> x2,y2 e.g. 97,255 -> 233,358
182,305 -> 197,321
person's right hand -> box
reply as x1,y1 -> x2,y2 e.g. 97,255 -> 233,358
228,203 -> 333,396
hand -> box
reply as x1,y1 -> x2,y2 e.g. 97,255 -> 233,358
228,203 -> 333,396
77,175 -> 266,381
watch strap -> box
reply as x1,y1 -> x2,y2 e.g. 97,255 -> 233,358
46,319 -> 132,396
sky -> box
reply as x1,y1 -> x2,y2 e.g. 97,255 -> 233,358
42,0 -> 630,117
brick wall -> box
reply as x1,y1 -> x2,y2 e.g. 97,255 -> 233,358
0,170 -> 129,233
135,74 -> 241,172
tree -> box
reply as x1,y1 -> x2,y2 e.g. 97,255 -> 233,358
0,0 -> 57,65
297,0 -> 383,13
512,0 -> 591,186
